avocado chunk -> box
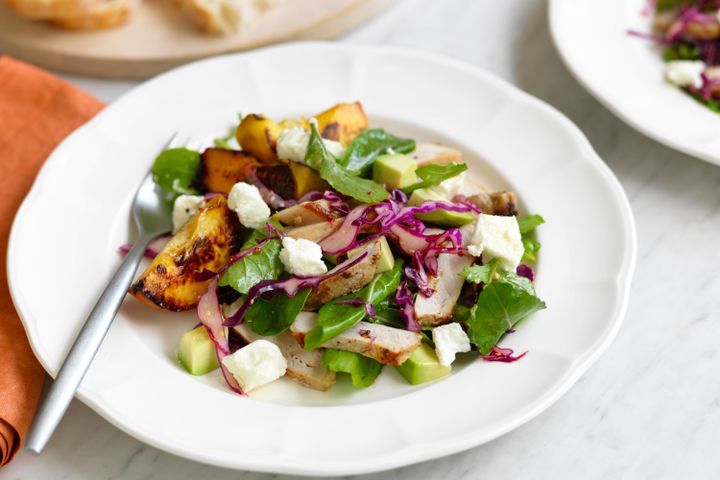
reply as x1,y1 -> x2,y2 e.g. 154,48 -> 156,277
395,343 -> 451,385
372,154 -> 418,190
178,326 -> 219,375
348,236 -> 394,273
409,188 -> 474,227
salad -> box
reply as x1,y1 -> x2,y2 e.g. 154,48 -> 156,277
126,102 -> 546,395
635,0 -> 720,111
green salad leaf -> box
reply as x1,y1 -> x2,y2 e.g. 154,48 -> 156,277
368,301 -> 404,328
306,123 -> 390,203
461,259 -> 500,285
522,238 -> 541,263
219,221 -> 284,294
656,0 -> 696,12
246,289 -> 311,336
340,129 -> 416,176
304,261 -> 403,350
663,43 -> 701,62
687,90 -> 720,113
402,163 -> 468,194
466,273 -> 546,354
152,148 -> 201,199
517,214 -> 545,235
322,349 -> 383,388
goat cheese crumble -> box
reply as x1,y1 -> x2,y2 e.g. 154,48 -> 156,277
172,194 -> 206,233
664,60 -> 706,88
432,323 -> 471,366
279,236 -> 328,276
276,126 -> 345,164
227,182 -> 270,229
467,214 -> 523,272
221,340 -> 287,392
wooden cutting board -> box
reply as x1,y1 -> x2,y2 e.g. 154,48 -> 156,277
0,0 -> 393,78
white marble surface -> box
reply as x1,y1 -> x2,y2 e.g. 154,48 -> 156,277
4,0 -> 720,478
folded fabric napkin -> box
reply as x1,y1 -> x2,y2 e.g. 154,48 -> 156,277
0,56 -> 104,466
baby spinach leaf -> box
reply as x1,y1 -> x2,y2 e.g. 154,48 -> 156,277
461,259 -> 500,285
246,288 -> 311,336
322,349 -> 383,388
522,237 -> 541,263
152,148 -> 201,199
368,302 -> 404,329
466,275 -> 546,354
340,129 -> 416,176
242,219 -> 282,249
306,123 -> 390,203
656,0 -> 696,12
218,239 -> 283,294
402,163 -> 468,194
663,43 -> 701,62
304,260 -> 403,350
517,214 -> 545,234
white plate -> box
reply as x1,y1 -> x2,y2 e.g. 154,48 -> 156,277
550,0 -> 720,166
8,43 -> 636,476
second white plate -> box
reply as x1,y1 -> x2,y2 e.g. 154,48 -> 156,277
8,43 -> 636,475
550,0 -> 720,166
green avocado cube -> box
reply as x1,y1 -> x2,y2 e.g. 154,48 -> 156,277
348,236 -> 394,273
409,188 -> 475,227
372,154 -> 418,190
178,326 -> 219,375
395,343 -> 451,385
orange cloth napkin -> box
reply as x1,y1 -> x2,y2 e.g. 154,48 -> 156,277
0,56 -> 104,466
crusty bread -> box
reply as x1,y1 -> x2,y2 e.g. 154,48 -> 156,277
177,0 -> 278,35
3,0 -> 106,19
49,0 -> 133,29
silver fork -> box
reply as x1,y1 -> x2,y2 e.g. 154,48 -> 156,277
25,133 -> 179,454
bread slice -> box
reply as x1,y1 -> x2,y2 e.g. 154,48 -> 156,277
50,0 -> 133,29
177,0 -> 278,35
3,0 -> 106,19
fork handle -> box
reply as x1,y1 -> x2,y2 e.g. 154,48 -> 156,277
25,234 -> 153,454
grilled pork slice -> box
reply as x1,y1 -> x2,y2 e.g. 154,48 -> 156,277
233,323 -> 336,391
272,199 -> 343,227
286,218 -> 344,242
466,191 -> 519,216
415,254 -> 474,326
291,313 -> 421,366
305,239 -> 381,309
410,143 -> 462,167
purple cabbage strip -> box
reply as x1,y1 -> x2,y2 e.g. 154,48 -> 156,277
481,346 -> 528,363
394,281 -> 420,332
223,251 -> 370,327
335,298 -> 376,318
516,264 -> 535,282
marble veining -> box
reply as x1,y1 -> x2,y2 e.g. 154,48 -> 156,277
3,0 -> 720,478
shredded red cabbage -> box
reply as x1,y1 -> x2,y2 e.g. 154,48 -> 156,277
223,251 -> 370,327
197,279 -> 244,395
335,298 -> 376,317
118,234 -> 171,259
405,229 -> 466,296
297,190 -> 351,215
516,264 -> 535,281
394,281 -> 420,331
203,192 -> 227,201
481,346 -> 527,363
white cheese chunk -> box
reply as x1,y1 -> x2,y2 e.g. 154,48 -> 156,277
221,340 -> 287,392
664,60 -> 706,89
276,126 -> 345,164
279,236 -> 328,276
467,214 -> 523,272
430,172 -> 466,200
172,194 -> 206,233
227,182 -> 270,229
432,323 -> 471,366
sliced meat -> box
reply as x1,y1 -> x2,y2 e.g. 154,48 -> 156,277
409,143 -> 462,166
286,218 -> 344,242
305,239 -> 381,309
466,191 -> 519,216
233,323 -> 336,391
272,199 -> 342,227
653,11 -> 676,32
291,313 -> 421,366
414,253 -> 474,326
